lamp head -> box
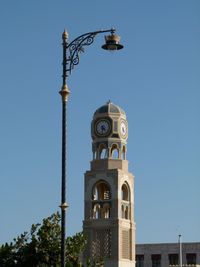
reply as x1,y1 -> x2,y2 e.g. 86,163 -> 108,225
102,33 -> 123,51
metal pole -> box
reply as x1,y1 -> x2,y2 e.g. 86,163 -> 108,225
61,100 -> 66,267
179,234 -> 183,267
59,30 -> 70,267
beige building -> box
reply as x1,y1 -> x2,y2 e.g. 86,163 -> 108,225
136,242 -> 200,267
83,102 -> 136,267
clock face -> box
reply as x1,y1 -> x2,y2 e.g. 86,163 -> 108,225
96,120 -> 110,136
120,121 -> 127,137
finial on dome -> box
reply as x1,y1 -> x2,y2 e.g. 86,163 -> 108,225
107,100 -> 111,104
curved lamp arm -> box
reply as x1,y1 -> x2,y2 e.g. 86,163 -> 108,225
62,28 -> 121,86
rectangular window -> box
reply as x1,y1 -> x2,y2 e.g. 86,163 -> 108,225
152,254 -> 161,267
136,254 -> 144,267
186,253 -> 196,265
169,254 -> 179,265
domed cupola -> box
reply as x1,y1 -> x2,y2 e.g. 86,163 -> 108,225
91,101 -> 128,160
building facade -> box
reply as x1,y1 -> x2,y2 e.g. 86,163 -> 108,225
83,102 -> 136,267
136,242 -> 200,267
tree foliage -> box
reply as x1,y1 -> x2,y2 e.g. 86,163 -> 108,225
0,212 -> 87,267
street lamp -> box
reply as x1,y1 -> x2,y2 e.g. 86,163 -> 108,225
178,234 -> 183,267
59,28 -> 123,267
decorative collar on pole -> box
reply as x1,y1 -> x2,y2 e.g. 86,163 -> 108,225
59,84 -> 70,102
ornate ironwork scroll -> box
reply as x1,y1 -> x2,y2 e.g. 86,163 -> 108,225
63,29 -> 115,78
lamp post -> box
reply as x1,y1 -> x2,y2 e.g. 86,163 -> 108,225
59,28 -> 123,267
178,234 -> 183,267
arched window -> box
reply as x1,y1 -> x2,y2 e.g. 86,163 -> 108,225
92,181 -> 111,200
99,144 -> 108,159
125,206 -> 129,219
121,183 -> 129,201
121,183 -> 130,220
100,148 -> 108,159
101,203 -> 110,219
111,144 -> 119,159
93,204 -> 101,219
121,205 -> 125,219
92,181 -> 111,220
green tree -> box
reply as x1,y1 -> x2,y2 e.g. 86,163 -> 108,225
0,242 -> 16,267
0,212 -> 87,267
66,232 -> 86,267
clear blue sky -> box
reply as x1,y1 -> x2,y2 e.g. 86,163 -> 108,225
0,1 -> 199,245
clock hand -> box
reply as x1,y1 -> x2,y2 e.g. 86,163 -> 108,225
101,125 -> 106,133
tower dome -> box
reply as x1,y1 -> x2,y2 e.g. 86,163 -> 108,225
91,101 -> 128,160
94,100 -> 126,117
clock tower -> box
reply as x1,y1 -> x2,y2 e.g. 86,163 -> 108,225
83,101 -> 135,267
